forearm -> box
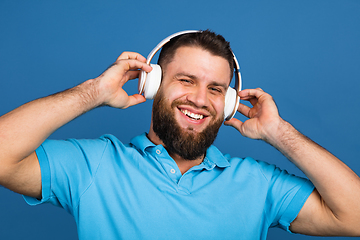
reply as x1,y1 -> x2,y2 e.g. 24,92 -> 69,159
0,79 -> 100,164
267,120 -> 360,233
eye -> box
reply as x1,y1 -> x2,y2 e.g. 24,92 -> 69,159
210,87 -> 220,92
209,86 -> 223,94
179,79 -> 192,84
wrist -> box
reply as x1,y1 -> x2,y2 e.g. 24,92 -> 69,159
263,119 -> 297,149
71,78 -> 104,110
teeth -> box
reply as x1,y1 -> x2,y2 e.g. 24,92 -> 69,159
181,109 -> 204,120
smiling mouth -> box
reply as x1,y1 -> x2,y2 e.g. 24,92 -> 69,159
180,109 -> 204,120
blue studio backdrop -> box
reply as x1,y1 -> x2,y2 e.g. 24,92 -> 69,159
1,1 -> 359,239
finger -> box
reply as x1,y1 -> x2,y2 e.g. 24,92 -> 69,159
237,103 -> 252,118
122,94 -> 146,109
117,52 -> 147,63
116,59 -> 153,73
238,88 -> 265,100
125,70 -> 141,80
239,88 -> 270,107
224,118 -> 244,133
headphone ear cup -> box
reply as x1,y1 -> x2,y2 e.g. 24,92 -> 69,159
143,64 -> 162,99
224,87 -> 238,120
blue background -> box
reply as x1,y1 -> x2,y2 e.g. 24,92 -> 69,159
1,0 -> 359,239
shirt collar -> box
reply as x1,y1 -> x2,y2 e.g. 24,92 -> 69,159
204,145 -> 231,168
130,133 -> 230,168
130,133 -> 155,153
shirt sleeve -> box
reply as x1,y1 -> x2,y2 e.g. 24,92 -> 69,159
23,137 -> 109,215
257,159 -> 315,233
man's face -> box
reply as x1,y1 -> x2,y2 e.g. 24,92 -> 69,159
151,46 -> 231,160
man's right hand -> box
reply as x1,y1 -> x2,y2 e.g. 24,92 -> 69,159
95,52 -> 152,109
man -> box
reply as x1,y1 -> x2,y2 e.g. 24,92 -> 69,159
0,30 -> 359,239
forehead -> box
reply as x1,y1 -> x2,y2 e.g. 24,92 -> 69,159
164,46 -> 232,85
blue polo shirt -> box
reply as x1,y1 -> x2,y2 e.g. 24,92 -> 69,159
25,133 -> 314,239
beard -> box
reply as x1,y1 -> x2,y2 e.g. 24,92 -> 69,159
152,91 -> 223,160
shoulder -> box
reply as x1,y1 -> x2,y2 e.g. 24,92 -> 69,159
222,151 -> 309,187
224,153 -> 277,177
39,134 -> 138,168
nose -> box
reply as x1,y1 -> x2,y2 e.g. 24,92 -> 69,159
186,86 -> 210,108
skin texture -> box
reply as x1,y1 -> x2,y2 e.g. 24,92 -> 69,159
0,46 -> 359,236
148,46 -> 230,172
0,52 -> 152,198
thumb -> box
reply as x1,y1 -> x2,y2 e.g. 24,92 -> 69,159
224,118 -> 244,133
122,94 -> 146,109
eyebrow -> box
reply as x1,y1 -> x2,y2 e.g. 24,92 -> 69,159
174,72 -> 229,90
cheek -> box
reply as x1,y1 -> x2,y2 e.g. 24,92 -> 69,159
165,85 -> 188,102
210,97 -> 226,116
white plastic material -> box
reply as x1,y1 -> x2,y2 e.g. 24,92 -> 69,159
138,70 -> 147,95
143,64 -> 162,99
224,87 -> 239,120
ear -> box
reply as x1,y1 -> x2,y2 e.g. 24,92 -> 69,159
143,64 -> 162,99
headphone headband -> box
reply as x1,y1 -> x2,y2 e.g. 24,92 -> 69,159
145,30 -> 199,64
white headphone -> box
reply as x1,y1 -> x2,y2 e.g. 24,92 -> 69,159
138,30 -> 242,120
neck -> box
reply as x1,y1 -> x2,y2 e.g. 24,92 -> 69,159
169,152 -> 204,174
148,127 -> 204,174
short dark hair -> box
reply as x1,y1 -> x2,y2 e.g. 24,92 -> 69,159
157,30 -> 234,80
